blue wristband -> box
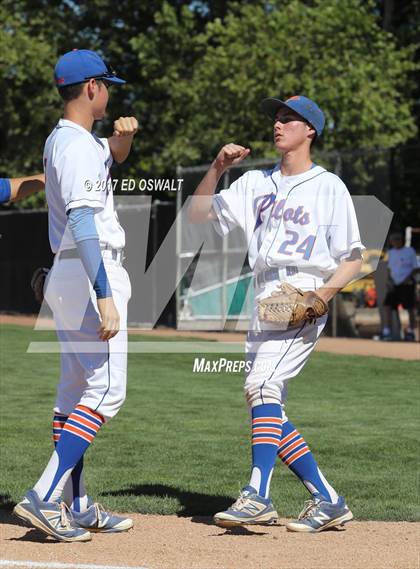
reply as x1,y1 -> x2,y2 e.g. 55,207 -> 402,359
0,178 -> 11,204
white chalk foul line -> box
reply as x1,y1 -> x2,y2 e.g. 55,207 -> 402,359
0,561 -> 150,569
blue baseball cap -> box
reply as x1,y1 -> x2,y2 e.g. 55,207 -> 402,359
54,49 -> 125,87
261,95 -> 325,136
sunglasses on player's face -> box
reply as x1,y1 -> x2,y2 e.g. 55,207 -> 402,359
84,77 -> 114,90
274,111 -> 306,125
84,61 -> 117,87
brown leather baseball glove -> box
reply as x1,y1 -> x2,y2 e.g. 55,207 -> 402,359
30,267 -> 50,304
258,282 -> 328,327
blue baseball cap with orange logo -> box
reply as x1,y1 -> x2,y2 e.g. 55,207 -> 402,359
54,49 -> 125,87
261,95 -> 325,136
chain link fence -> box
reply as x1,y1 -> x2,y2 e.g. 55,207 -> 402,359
176,150 -> 393,335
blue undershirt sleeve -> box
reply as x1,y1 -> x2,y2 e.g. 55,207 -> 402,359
0,178 -> 11,204
67,205 -> 99,241
67,207 -> 112,299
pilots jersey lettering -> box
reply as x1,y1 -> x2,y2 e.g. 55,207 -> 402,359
213,164 -> 363,278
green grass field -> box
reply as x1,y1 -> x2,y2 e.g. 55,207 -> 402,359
0,324 -> 419,521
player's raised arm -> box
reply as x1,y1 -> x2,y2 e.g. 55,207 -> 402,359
108,116 -> 139,163
188,143 -> 250,223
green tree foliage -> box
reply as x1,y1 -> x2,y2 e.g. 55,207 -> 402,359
130,0 -> 417,173
0,1 -> 79,207
375,0 -> 420,227
0,0 -> 418,213
0,0 -> 206,196
0,4 -> 59,172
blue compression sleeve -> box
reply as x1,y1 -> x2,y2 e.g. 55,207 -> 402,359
0,178 -> 11,204
76,240 -> 112,299
68,207 -> 112,299
68,206 -> 99,241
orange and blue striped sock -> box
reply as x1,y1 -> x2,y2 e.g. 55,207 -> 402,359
52,413 -> 88,512
34,405 -> 103,503
52,413 -> 67,445
249,403 -> 283,498
277,420 -> 338,503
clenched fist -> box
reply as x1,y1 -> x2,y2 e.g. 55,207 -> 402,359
215,143 -> 251,171
113,116 -> 139,137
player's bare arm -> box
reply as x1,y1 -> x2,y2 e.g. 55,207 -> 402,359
188,143 -> 250,223
10,174 -> 45,202
317,249 -> 363,303
108,116 -> 139,163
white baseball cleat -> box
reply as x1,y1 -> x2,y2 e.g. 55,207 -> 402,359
71,498 -> 133,533
286,495 -> 353,532
214,486 -> 279,528
13,490 -> 91,542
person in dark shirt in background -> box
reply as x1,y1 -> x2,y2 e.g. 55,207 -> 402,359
382,233 -> 418,341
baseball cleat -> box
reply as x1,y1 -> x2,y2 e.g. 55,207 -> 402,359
71,499 -> 133,533
214,486 -> 278,528
286,495 -> 353,533
13,489 -> 91,542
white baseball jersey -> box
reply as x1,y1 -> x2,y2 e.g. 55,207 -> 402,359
387,246 -> 418,285
44,118 -> 125,253
213,164 -> 363,279
212,163 -> 364,408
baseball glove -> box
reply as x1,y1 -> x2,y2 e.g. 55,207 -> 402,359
258,282 -> 328,327
31,267 -> 50,304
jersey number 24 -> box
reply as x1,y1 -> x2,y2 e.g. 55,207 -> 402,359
278,230 -> 316,260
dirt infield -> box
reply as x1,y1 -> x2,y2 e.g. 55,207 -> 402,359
1,511 -> 419,569
128,328 -> 419,360
1,313 -> 418,360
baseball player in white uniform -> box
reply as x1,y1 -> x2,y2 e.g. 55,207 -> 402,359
14,49 -> 138,542
189,95 -> 364,532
